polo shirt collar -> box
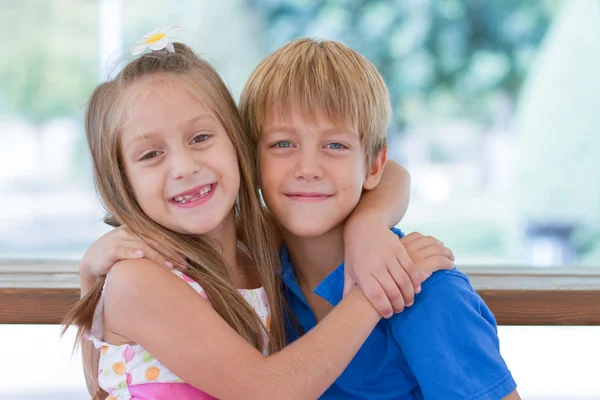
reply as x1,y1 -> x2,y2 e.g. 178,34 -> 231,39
280,245 -> 345,306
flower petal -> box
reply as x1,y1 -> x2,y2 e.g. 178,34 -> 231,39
149,36 -> 168,51
144,27 -> 161,38
130,43 -> 148,56
165,25 -> 184,37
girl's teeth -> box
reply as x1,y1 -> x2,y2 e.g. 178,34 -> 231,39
174,185 -> 213,203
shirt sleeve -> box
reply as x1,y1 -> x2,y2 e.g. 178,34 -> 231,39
389,269 -> 517,400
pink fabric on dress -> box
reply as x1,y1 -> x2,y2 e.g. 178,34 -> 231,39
128,382 -> 217,400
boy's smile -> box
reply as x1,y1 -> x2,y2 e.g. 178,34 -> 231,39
284,191 -> 333,202
258,107 -> 383,239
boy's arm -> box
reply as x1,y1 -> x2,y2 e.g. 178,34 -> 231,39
343,160 -> 418,317
390,272 -> 518,399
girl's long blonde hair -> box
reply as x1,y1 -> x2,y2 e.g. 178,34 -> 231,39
62,42 -> 285,399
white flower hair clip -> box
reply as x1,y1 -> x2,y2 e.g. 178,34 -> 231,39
130,25 -> 184,56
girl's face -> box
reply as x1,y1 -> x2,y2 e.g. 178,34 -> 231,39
119,76 -> 240,236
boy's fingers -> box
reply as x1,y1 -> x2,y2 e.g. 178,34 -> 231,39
343,270 -> 355,296
117,226 -> 140,241
110,245 -> 144,262
140,245 -> 173,270
362,276 -> 394,318
115,227 -> 186,267
142,237 -> 185,266
114,242 -> 172,270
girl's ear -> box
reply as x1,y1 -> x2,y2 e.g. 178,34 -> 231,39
363,147 -> 387,191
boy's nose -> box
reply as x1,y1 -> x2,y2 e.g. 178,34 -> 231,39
294,150 -> 323,181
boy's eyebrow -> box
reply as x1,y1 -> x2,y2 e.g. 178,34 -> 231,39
319,128 -> 356,136
262,126 -> 297,135
262,126 -> 355,136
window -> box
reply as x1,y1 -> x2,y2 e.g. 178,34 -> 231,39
1,0 -> 598,398
3,0 -> 598,266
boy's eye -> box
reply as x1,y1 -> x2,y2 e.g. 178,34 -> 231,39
191,133 -> 211,144
139,150 -> 161,161
325,142 -> 346,150
273,141 -> 293,148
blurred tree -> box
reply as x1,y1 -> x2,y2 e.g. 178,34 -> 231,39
0,0 -> 98,124
248,0 -> 552,129
515,0 -> 600,264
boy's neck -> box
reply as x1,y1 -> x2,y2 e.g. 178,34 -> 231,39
283,223 -> 346,291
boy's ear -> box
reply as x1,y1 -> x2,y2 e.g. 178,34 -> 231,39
363,147 -> 388,191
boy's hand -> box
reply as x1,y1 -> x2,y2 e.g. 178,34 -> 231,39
343,219 -> 420,319
79,226 -> 185,291
400,232 -> 455,282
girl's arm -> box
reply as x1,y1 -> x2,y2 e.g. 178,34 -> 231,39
78,227 -> 182,397
348,160 -> 411,230
103,259 -> 380,400
343,160 -> 419,317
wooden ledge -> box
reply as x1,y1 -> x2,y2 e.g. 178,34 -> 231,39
1,261 -> 600,325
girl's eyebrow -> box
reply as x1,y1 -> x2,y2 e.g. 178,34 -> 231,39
185,114 -> 217,127
124,114 -> 216,150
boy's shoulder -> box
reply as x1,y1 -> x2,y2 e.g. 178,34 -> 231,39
388,266 -> 486,328
421,267 -> 472,291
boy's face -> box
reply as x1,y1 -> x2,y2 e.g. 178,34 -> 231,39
258,106 -> 384,238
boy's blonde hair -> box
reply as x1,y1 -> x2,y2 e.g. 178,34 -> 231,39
240,38 -> 391,164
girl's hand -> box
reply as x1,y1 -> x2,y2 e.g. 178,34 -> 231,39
400,232 -> 455,282
343,217 -> 420,319
343,216 -> 455,318
79,226 -> 185,293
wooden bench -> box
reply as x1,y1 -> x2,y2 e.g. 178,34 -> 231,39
1,261 -> 600,325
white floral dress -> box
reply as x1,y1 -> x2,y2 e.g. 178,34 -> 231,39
87,269 -> 271,400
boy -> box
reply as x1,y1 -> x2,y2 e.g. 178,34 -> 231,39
239,38 -> 519,399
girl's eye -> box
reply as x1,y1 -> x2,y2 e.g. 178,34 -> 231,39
273,141 -> 293,148
326,142 -> 346,150
139,151 -> 161,161
191,134 -> 211,144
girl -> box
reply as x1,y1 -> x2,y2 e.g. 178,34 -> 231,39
64,37 -> 452,400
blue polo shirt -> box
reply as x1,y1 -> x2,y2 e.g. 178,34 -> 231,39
281,228 -> 517,400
